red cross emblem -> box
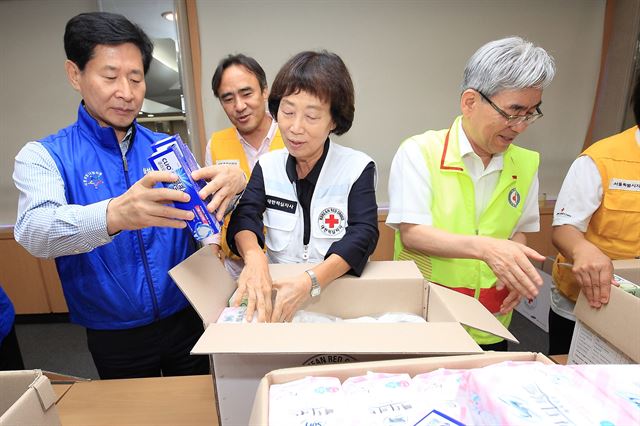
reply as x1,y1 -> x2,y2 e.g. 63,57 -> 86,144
318,207 -> 346,235
324,214 -> 339,228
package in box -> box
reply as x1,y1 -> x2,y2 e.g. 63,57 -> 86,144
170,247 -> 518,425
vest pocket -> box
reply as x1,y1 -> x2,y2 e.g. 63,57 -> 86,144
599,189 -> 640,242
264,208 -> 297,252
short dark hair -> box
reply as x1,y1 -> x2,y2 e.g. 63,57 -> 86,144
269,51 -> 354,135
211,54 -> 267,98
633,70 -> 640,127
64,12 -> 154,74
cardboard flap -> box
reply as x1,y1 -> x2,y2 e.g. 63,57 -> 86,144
192,322 -> 481,355
30,374 -> 56,411
574,285 -> 640,362
426,283 -> 518,343
169,246 -> 236,324
42,371 -> 90,384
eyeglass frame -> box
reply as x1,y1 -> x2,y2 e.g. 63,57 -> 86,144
475,89 -> 543,126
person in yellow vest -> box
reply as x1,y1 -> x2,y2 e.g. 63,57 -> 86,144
548,72 -> 640,355
387,36 -> 556,351
205,54 -> 285,279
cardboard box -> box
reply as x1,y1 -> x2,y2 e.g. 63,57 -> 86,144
568,259 -> 640,364
0,370 -> 61,426
249,351 -> 552,425
170,247 -> 518,426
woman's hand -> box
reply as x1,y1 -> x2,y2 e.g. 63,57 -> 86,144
270,273 -> 312,323
233,251 -> 273,322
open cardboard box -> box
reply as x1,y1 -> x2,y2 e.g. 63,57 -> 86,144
249,351 -> 552,425
0,370 -> 61,426
568,259 -> 640,364
169,246 -> 517,426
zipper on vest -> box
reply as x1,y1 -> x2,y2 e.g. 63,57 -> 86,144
122,153 -> 160,321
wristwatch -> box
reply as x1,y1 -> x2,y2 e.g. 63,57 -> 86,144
305,269 -> 321,297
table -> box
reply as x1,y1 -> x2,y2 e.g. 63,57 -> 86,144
54,375 -> 218,425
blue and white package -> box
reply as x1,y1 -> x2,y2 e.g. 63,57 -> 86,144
151,135 -> 206,187
148,144 -> 221,240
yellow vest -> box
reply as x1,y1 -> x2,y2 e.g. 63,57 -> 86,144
394,116 -> 539,344
553,126 -> 640,301
208,126 -> 285,259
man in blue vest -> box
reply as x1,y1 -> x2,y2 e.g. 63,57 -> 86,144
12,12 -> 245,379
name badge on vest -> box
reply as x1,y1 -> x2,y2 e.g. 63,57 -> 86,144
266,195 -> 297,214
609,178 -> 640,192
216,159 -> 240,167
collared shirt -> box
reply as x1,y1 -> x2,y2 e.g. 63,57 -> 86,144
285,140 -> 331,245
204,117 -> 278,168
227,139 -> 378,276
387,120 -> 540,234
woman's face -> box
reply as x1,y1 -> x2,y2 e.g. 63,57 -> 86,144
277,90 -> 335,165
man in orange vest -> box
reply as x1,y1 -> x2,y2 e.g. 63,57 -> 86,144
205,54 -> 284,278
548,71 -> 640,355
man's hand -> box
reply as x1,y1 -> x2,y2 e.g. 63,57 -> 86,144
570,241 -> 616,308
232,250 -> 273,322
481,237 -> 544,300
192,165 -> 246,221
499,284 -> 522,315
271,273 -> 312,323
106,171 -> 193,235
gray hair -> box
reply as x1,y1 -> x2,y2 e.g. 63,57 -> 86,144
461,36 -> 556,97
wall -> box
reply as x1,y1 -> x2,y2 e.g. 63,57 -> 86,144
0,0 -> 98,224
197,0 -> 605,205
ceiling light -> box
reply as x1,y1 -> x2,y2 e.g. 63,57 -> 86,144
161,11 -> 175,21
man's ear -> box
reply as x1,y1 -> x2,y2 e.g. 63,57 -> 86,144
460,89 -> 478,117
65,60 -> 82,92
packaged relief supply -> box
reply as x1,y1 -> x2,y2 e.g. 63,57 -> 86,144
148,135 -> 221,240
267,362 -> 640,426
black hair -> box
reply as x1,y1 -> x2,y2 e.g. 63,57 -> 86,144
211,54 -> 268,97
64,12 -> 154,73
269,51 -> 354,135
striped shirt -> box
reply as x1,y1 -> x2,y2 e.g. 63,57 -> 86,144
13,129 -> 133,259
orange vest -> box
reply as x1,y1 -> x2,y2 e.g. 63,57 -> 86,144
208,126 -> 285,259
553,126 -> 640,301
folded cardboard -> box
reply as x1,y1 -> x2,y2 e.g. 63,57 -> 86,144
249,351 -> 552,425
568,259 -> 640,364
170,246 -> 517,426
0,370 -> 61,426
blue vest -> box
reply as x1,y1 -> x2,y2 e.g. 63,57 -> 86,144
39,104 -> 195,330
0,286 -> 15,345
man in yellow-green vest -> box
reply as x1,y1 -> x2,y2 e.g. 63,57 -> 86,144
387,37 -> 556,350
205,54 -> 285,278
548,71 -> 640,355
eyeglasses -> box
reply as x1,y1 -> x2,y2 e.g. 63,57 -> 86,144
476,90 -> 543,126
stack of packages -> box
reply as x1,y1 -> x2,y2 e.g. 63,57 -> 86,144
269,362 -> 640,425
148,135 -> 221,240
